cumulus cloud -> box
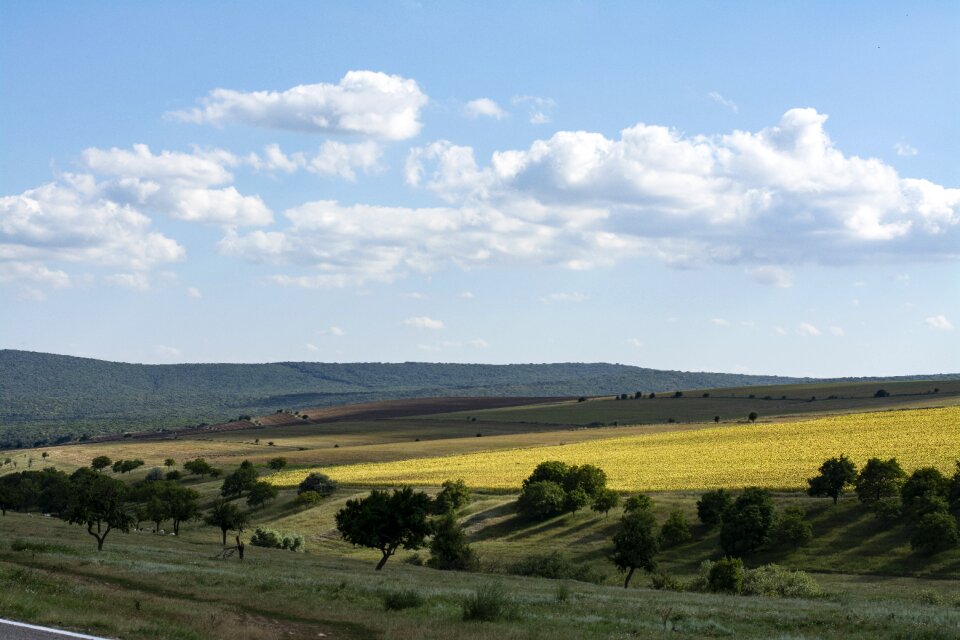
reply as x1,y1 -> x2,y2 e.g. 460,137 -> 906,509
404,316 -> 444,330
895,142 -> 918,157
925,314 -> 954,330
746,265 -> 793,288
627,338 -> 644,348
154,345 -> 182,359
512,95 -> 556,124
317,326 -> 344,336
246,141 -> 382,180
708,91 -> 739,113
169,71 -> 428,140
798,322 -> 822,336
187,287 -> 202,298
464,98 -> 507,120
305,343 -> 320,352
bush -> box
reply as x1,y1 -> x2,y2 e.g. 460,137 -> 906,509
911,512 -> 960,554
742,564 -> 822,598
517,480 -> 567,519
249,527 -> 304,551
381,589 -> 424,611
707,557 -> 745,594
297,472 -> 337,497
872,497 -> 903,524
144,468 -> 164,482
770,506 -> 813,549
696,489 -> 731,528
660,511 -> 692,546
624,494 -> 654,513
509,550 -> 604,583
433,478 -> 471,514
462,583 -> 515,622
720,488 -> 774,556
650,571 -> 685,592
428,512 -> 478,571
294,490 -> 322,507
165,470 -> 182,481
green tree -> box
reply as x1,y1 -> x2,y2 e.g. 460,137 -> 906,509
220,460 -> 258,498
623,494 -> 655,513
183,458 -> 216,477
165,484 -> 200,535
163,458 -> 176,468
205,499 -> 250,546
720,488 -> 774,556
428,511 -> 477,571
64,468 -> 132,550
246,481 -> 279,509
267,457 -> 288,471
748,411 -> 758,423
807,454 -> 858,504
659,511 -> 692,546
517,481 -> 567,519
433,478 -> 471,514
611,509 -> 659,588
855,458 -> 907,504
901,467 -> 949,512
770,506 -> 813,549
90,456 -> 112,472
591,488 -> 620,517
335,487 -> 433,570
911,512 -> 960,554
297,472 -> 337,497
696,489 -> 731,528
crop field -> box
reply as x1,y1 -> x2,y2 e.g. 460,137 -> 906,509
272,406 -> 960,492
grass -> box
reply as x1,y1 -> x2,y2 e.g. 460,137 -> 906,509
271,406 -> 960,491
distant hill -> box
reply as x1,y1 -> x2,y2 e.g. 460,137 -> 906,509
1,349 -> 958,448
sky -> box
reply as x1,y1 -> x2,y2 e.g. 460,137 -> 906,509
1,1 -> 958,377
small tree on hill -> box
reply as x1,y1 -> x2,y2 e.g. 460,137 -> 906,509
246,481 -> 279,509
807,454 -> 858,504
91,456 -> 112,472
720,488 -> 774,556
164,458 -> 176,468
901,467 -> 949,512
428,511 -> 477,571
335,487 -> 433,570
165,484 -> 200,535
433,478 -> 471,514
64,468 -> 132,550
591,488 -> 619,517
205,499 -> 250,546
268,457 -> 288,471
220,461 -> 258,498
611,509 -> 659,588
855,458 -> 906,505
517,481 -> 567,519
748,412 -> 758,423
624,494 -> 654,514
696,489 -> 731,528
297,472 -> 337,497
911,512 -> 960,554
660,511 -> 692,546
184,458 -> 216,477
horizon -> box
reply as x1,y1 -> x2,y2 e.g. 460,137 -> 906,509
1,2 -> 957,378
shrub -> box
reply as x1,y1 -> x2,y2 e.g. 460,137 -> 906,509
650,571 -> 685,592
555,581 -> 572,603
660,511 -> 692,546
165,470 -> 182,481
696,489 -> 731,528
297,472 -> 337,497
517,480 -> 567,519
742,564 -> 822,598
911,513 -> 960,554
433,478 -> 471,514
770,506 -> 813,549
428,512 -> 478,571
874,389 -> 891,398
872,497 -> 903,524
294,490 -> 322,507
381,589 -> 424,611
462,583 -> 515,622
250,527 -> 304,551
707,557 -> 745,594
624,494 -> 654,513
509,550 -> 604,583
720,488 -> 774,556
144,468 -> 164,482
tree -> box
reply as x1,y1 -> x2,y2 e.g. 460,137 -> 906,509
523,461 -> 570,488
748,412 -> 758,423
660,511 -> 692,546
246,481 -> 279,509
335,487 -> 433,570
297,472 -> 337,497
145,467 -> 165,482
90,456 -> 112,472
164,458 -> 176,468
268,457 -> 288,471
901,467 -> 949,511
112,459 -> 144,474
165,484 -> 200,535
720,488 -> 774,556
911,512 -> 960,554
516,481 -> 567,519
874,389 -> 891,398
183,458 -> 216,477
205,499 -> 250,546
64,468 -> 132,550
427,511 -> 477,570
855,458 -> 906,504
770,506 -> 813,548
144,492 -> 169,533
624,494 -> 654,513
591,488 -> 620,517
611,509 -> 659,588
807,454 -> 858,504
220,461 -> 258,498
433,478 -> 471,514
696,489 -> 731,528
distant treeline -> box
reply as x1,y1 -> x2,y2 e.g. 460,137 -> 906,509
2,349 -> 958,449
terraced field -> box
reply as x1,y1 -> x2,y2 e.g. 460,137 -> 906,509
272,406 -> 960,491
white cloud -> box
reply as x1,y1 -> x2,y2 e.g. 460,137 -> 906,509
106,272 -> 152,292
465,98 -> 507,120
746,265 -> 793,288
305,342 -> 320,352
774,326 -> 789,336
404,316 -> 444,330
540,292 -> 588,303
466,339 -> 489,348
307,141 -> 383,179
187,286 -> 202,298
708,91 -> 739,113
460,291 -> 474,299
627,338 -> 644,348
154,345 -> 182,359
710,318 -> 731,326
894,142 -> 918,157
169,70 -> 428,140
828,326 -> 845,337
512,95 -> 556,124
317,326 -> 344,336
925,314 -> 954,331
0,262 -> 71,288
798,322 -> 822,336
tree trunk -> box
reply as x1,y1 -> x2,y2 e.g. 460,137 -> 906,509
375,551 -> 391,571
624,567 -> 636,589
173,520 -> 180,535
832,494 -> 838,504
221,528 -> 228,546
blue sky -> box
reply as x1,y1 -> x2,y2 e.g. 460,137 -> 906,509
1,1 -> 957,377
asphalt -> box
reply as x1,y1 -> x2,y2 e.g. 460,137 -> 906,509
0,618 -> 110,640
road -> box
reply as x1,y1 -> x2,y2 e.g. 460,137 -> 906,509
0,618 -> 110,640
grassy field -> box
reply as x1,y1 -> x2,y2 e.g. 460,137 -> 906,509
271,406 -> 960,491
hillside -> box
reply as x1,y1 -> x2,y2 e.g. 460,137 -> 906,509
2,349 -> 958,448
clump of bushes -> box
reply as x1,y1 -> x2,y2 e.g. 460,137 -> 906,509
692,560 -> 821,598
516,461 -> 609,519
294,490 -> 322,507
508,550 -> 604,583
297,472 -> 337,497
380,589 -> 424,611
249,527 -> 304,551
462,582 -> 516,621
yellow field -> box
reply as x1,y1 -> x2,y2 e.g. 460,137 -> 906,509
271,406 -> 960,491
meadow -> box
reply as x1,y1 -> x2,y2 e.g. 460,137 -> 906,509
272,406 -> 960,491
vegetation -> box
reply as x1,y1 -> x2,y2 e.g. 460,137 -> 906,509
611,508 -> 659,588
335,487 -> 433,570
